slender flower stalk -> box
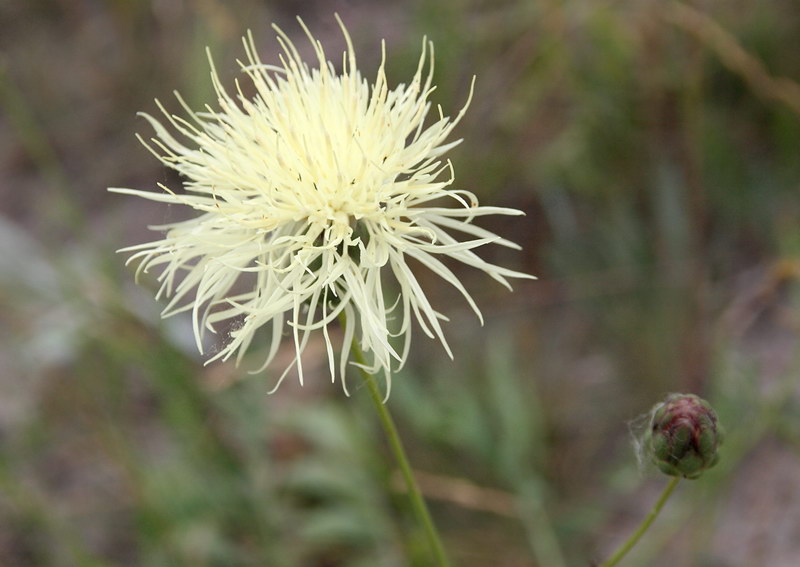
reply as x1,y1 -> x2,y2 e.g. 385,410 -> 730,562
598,477 -> 680,567
111,16 -> 532,394
349,336 -> 450,567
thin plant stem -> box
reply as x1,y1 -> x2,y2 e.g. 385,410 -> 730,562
349,340 -> 451,567
599,476 -> 681,567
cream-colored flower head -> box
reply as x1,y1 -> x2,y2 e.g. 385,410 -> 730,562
112,16 -> 533,395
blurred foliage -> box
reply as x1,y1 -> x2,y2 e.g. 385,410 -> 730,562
2,0 -> 800,565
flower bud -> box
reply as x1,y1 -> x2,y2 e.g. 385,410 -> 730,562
646,394 -> 723,479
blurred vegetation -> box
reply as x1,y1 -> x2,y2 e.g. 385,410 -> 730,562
2,0 -> 800,565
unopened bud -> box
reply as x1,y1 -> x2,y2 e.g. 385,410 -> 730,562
646,394 -> 723,479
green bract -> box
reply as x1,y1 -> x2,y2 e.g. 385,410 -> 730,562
646,394 -> 723,480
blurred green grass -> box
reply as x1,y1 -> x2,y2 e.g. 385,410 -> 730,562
2,0 -> 800,565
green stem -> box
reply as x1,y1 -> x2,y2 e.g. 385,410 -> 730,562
599,476 -> 681,567
349,340 -> 451,567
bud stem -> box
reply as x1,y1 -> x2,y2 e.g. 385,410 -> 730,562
349,339 -> 451,567
599,476 -> 681,567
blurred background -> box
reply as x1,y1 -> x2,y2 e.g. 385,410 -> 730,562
2,0 -> 800,565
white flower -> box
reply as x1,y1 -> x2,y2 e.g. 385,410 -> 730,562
111,16 -> 533,395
